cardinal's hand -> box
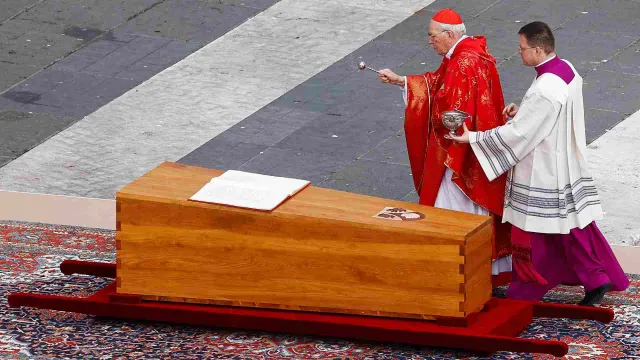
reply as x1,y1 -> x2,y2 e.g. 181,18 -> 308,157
378,69 -> 404,86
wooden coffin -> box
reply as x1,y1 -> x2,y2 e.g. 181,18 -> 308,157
116,162 -> 493,320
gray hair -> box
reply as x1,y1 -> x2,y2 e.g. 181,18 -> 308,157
433,20 -> 466,37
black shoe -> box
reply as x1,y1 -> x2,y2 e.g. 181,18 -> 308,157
578,282 -> 612,306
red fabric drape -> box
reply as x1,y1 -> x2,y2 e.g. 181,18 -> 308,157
404,36 -> 511,259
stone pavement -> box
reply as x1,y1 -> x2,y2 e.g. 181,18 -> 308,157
0,0 -> 639,245
0,0 -> 436,197
0,0 -> 278,167
587,111 -> 640,246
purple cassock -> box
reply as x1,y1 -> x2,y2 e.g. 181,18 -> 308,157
507,223 -> 630,301
506,56 -> 630,301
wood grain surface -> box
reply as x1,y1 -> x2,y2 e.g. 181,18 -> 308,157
116,162 -> 493,319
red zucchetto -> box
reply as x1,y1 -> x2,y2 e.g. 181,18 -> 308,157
432,8 -> 463,25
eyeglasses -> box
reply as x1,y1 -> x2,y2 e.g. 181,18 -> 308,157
518,46 -> 539,53
428,30 -> 451,39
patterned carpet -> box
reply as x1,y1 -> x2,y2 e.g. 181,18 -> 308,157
1,220 -> 639,360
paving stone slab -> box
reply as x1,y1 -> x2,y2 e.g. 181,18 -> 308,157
179,131 -> 245,164
376,0 -> 500,46
130,39 -> 204,65
237,147 -> 351,185
341,105 -> 404,135
585,108 -> 627,143
49,39 -> 127,72
26,77 -> 139,118
347,40 -> 425,75
1,69 -> 109,117
0,20 -> 84,69
272,125 -> 362,159
0,110 -> 77,167
304,82 -> 400,126
583,69 -> 640,117
305,86 -> 356,108
82,35 -> 171,77
292,62 -> 361,94
229,105 -> 297,131
8,68 -> 127,98
278,108 -> 327,126
478,0 -> 597,29
360,130 -> 410,165
16,0 -> 162,31
464,19 -> 523,64
60,25 -> 106,42
319,159 -> 414,200
558,0 -> 640,38
8,68 -> 89,93
226,119 -> 270,137
496,57 -> 535,106
322,100 -> 376,121
1,91 -> 42,104
324,77 -> 382,99
293,113 -> 354,133
102,30 -> 139,43
305,83 -> 394,113
554,29 -> 638,75
243,119 -> 315,147
73,77 -> 140,113
393,46 -> 444,76
462,0 -> 597,62
293,38 -> 420,93
1,0 -> 40,23
275,111 -> 400,160
0,18 -> 67,39
2,98 -> 59,119
0,63 -> 40,91
329,73 -> 404,105
218,0 -> 280,10
303,76 -> 403,120
114,62 -> 170,82
274,84 -> 332,109
374,9 -> 433,46
115,0 -> 262,42
179,141 -> 268,171
600,43 -> 640,76
269,97 -> 333,113
424,0 -> 501,19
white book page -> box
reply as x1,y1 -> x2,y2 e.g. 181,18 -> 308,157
214,170 -> 309,196
189,179 -> 291,211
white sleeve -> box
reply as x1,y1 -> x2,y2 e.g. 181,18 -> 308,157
401,76 -> 407,106
469,92 -> 559,181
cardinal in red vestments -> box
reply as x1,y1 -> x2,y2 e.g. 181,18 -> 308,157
379,9 -> 512,282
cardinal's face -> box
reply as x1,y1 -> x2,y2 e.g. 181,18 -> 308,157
428,20 -> 454,56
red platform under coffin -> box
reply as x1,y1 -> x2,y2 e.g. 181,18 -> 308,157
7,260 -> 615,358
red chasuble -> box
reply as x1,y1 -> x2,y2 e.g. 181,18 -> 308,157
404,36 -> 511,260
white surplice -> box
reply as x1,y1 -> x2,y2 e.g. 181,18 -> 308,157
469,60 -> 603,234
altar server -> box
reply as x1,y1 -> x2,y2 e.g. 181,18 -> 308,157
449,21 -> 629,305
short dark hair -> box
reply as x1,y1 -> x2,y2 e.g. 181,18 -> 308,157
518,21 -> 555,53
